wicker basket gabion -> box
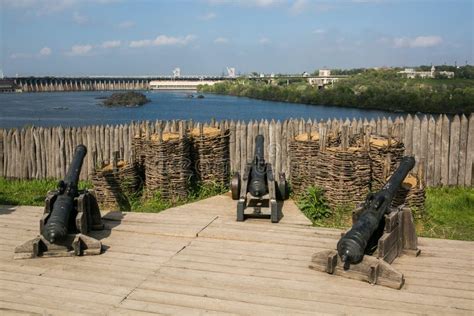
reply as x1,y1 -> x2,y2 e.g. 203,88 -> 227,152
143,132 -> 192,201
132,135 -> 146,168
289,132 -> 320,196
190,127 -> 230,187
92,160 -> 142,210
317,146 -> 371,209
392,174 -> 426,218
369,136 -> 405,191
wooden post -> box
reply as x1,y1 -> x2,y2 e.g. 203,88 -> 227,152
235,121 -> 241,175
240,121 -> 247,174
412,115 -> 421,168
457,115 -> 468,186
419,115 -> 428,182
275,120 -> 282,175
404,114 -> 414,156
341,125 -> 349,151
426,116 -> 436,186
465,114 -> 474,186
247,120 -> 253,162
440,115 -> 450,185
433,115 -> 443,186
448,115 -> 460,185
229,120 -> 236,173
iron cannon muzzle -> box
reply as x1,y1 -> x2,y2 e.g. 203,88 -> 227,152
336,156 -> 415,265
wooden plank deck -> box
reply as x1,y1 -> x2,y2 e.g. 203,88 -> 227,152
0,194 -> 473,315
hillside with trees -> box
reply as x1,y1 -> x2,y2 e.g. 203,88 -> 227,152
199,67 -> 474,114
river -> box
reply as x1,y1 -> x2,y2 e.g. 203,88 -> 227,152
0,91 -> 397,128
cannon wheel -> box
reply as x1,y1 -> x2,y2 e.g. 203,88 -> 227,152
231,173 -> 241,200
276,173 -> 289,201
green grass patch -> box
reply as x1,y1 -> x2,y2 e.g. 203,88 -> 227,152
0,177 -> 228,214
296,185 -> 474,241
0,178 -> 91,206
418,187 -> 474,240
131,181 -> 228,213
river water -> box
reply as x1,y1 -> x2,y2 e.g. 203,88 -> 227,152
0,91 -> 397,128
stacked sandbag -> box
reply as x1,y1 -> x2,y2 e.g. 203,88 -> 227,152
392,174 -> 426,218
289,132 -> 320,195
143,132 -> 192,200
92,161 -> 141,210
369,136 -> 405,191
190,127 -> 230,187
316,146 -> 371,209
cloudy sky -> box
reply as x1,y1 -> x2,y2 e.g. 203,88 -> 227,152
1,0 -> 472,76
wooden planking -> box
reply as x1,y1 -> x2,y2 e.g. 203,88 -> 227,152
1,196 -> 474,314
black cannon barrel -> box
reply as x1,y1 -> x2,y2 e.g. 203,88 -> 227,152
249,135 -> 268,198
337,156 -> 415,265
42,145 -> 87,243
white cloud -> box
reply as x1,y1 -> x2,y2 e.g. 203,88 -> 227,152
118,20 -> 135,29
129,35 -> 196,48
199,12 -> 217,20
66,44 -> 93,56
39,47 -> 52,56
10,52 -> 33,59
214,37 -> 229,44
101,40 -> 121,48
313,28 -> 326,34
393,36 -> 443,48
259,37 -> 270,44
290,0 -> 309,14
72,11 -> 88,24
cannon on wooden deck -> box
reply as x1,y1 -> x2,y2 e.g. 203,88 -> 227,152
310,156 -> 421,289
231,135 -> 288,223
15,145 -> 104,259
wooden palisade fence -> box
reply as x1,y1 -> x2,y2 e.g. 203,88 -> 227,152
0,114 -> 473,187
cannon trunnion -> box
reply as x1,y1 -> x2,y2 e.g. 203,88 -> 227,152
231,135 -> 288,223
15,145 -> 104,259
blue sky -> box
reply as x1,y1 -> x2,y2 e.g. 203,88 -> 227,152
1,0 -> 472,76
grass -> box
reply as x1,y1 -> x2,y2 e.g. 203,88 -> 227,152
418,187 -> 474,240
296,186 -> 474,241
0,178 -> 92,206
0,177 -> 228,214
129,181 -> 228,213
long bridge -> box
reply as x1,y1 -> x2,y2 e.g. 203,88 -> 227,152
1,74 -> 345,93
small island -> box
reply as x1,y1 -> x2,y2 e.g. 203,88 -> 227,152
103,91 -> 150,107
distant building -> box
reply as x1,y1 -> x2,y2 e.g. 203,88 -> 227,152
173,67 -> 181,78
318,69 -> 331,77
398,66 -> 454,79
149,80 -> 218,90
226,67 -> 236,78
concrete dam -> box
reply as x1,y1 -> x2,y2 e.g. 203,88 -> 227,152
7,76 -> 226,92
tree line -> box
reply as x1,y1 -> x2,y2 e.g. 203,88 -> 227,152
199,68 -> 474,114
